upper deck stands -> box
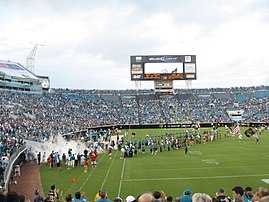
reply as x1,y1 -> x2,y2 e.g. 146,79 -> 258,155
0,60 -> 38,80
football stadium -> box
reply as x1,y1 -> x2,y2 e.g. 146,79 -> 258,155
0,54 -> 269,202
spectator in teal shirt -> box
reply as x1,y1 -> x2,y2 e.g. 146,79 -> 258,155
243,187 -> 254,202
178,189 -> 192,202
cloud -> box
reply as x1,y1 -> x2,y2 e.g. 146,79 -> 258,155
0,0 -> 268,89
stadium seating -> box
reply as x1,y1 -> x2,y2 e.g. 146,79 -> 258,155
0,86 -> 268,145
0,85 -> 268,191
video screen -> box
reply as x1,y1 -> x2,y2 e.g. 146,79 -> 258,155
144,63 -> 183,74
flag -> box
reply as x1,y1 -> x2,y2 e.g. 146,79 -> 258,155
244,128 -> 255,137
233,125 -> 240,135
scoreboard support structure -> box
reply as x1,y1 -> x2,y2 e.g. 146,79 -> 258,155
135,80 -> 141,91
154,80 -> 174,94
185,80 -> 192,89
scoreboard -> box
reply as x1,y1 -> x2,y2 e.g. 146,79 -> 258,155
130,55 -> 196,81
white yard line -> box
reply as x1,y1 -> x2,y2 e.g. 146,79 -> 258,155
126,164 -> 269,172
80,165 -> 97,190
117,158 -> 126,197
101,150 -> 118,189
79,153 -> 106,190
123,173 -> 269,182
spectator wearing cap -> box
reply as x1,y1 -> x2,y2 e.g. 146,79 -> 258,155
178,189 -> 192,202
243,187 -> 253,202
34,189 -> 44,202
215,188 -> 231,202
232,186 -> 244,202
125,195 -> 136,202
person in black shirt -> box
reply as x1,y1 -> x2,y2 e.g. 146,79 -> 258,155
214,188 -> 231,202
0,163 -> 4,183
37,152 -> 41,165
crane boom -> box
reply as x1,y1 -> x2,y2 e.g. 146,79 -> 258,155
26,42 -> 44,73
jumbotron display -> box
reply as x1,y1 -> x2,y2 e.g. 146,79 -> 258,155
130,55 -> 196,80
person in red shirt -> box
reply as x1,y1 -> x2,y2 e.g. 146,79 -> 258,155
108,145 -> 113,160
94,149 -> 99,162
47,155 -> 52,169
90,151 -> 97,167
84,159 -> 89,173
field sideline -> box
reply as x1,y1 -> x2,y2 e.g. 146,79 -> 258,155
40,127 -> 269,201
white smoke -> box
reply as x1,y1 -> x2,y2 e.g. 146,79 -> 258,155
25,135 -> 88,160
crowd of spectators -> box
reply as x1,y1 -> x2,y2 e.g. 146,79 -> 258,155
1,184 -> 268,202
0,86 -> 268,143
0,86 -> 268,197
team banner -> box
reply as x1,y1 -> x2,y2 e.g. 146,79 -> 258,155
244,128 -> 255,137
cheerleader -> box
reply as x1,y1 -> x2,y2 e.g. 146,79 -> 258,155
108,145 -> 113,160
84,159 -> 89,173
253,132 -> 259,144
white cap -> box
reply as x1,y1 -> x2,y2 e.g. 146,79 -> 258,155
126,196 -> 136,202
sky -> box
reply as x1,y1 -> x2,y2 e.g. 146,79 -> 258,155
0,0 -> 269,90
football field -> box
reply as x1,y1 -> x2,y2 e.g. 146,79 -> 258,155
40,127 -> 269,201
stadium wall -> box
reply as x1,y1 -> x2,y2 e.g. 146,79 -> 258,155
0,60 -> 43,92
88,122 -> 268,131
3,145 -> 27,191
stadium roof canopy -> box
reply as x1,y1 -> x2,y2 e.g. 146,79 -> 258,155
0,60 -> 38,80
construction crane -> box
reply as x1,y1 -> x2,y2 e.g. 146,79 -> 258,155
26,42 -> 44,73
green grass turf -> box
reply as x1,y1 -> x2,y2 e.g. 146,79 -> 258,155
40,127 -> 269,201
